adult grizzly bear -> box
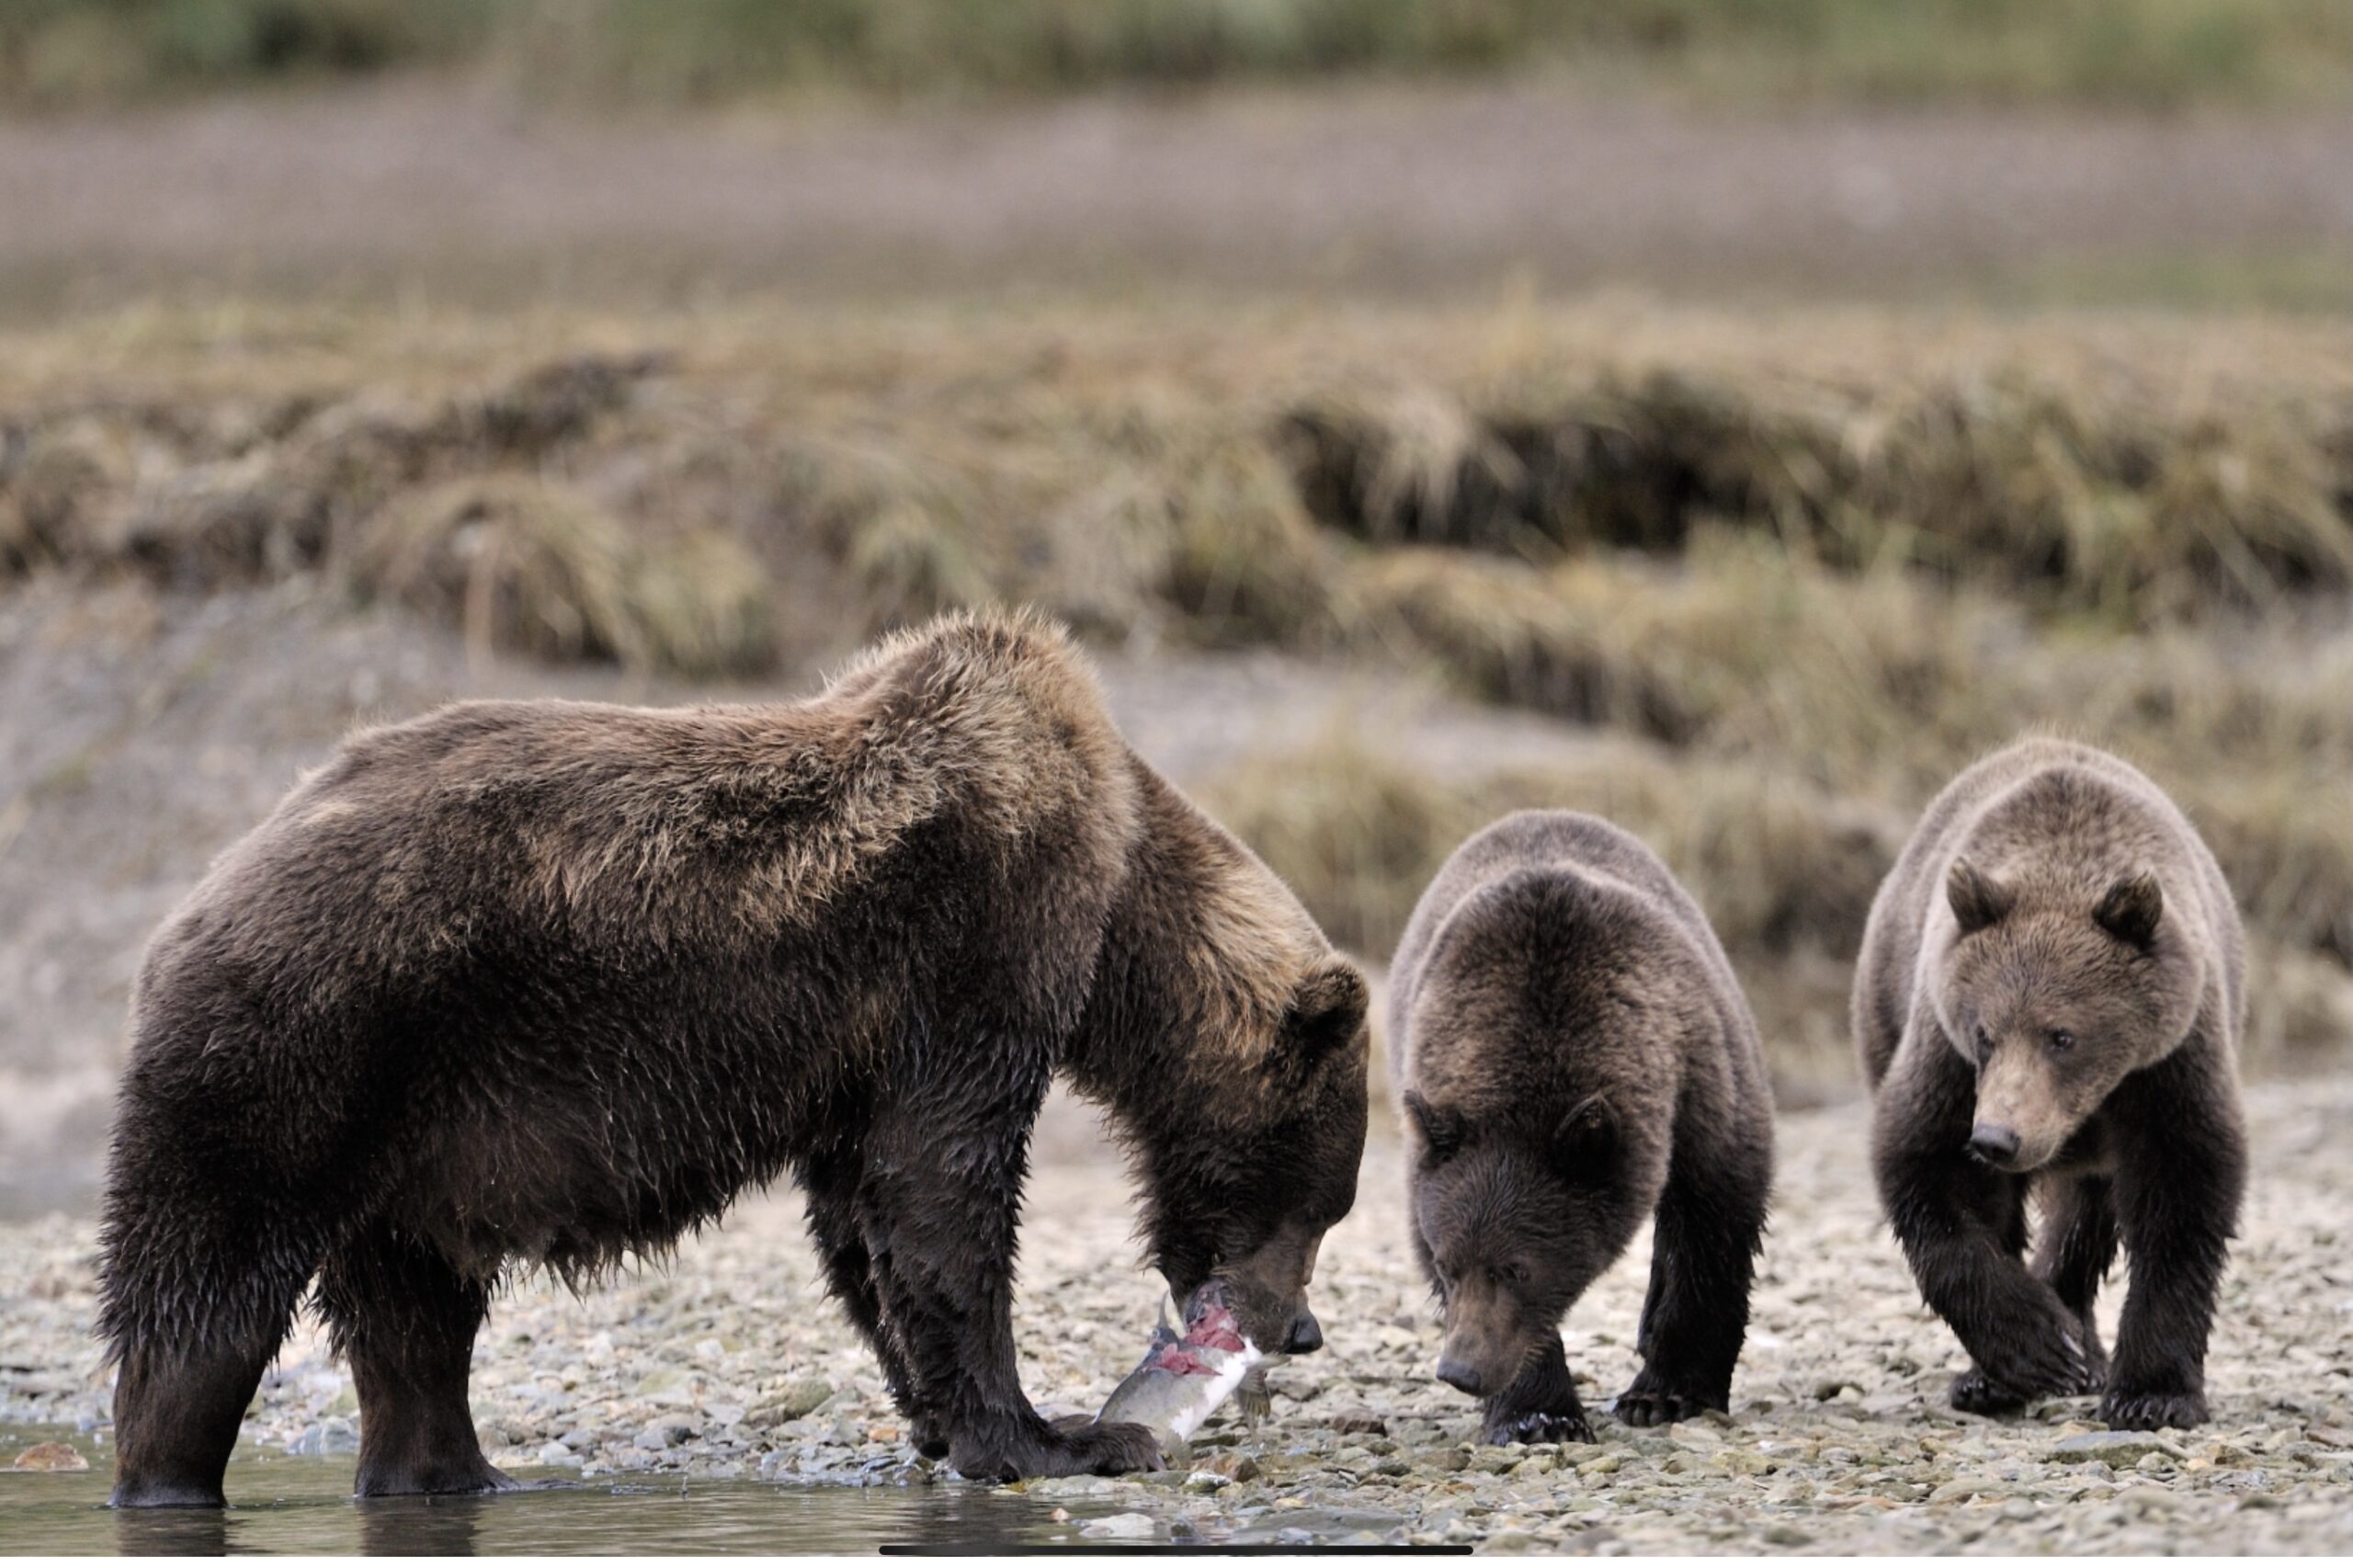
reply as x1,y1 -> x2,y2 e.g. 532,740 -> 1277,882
1856,737 -> 2246,1430
1390,811 -> 1773,1444
98,609 -> 1370,1506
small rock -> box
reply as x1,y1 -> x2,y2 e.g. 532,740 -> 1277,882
536,1441 -> 578,1467
13,1442 -> 88,1471
289,1418 -> 359,1457
1198,1452 -> 1260,1483
2050,1432 -> 2185,1466
1080,1512 -> 1158,1540
747,1379 -> 834,1425
1762,1522 -> 1811,1546
1331,1410 -> 1388,1436
1183,1470 -> 1233,1493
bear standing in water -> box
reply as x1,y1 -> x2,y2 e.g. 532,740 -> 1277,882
1856,737 -> 2247,1430
98,609 -> 1369,1506
1390,811 -> 1773,1443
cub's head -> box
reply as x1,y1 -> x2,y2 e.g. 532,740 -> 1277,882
1934,857 -> 2202,1172
1141,953 -> 1370,1358
1402,1092 -> 1631,1402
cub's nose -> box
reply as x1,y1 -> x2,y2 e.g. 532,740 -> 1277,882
1436,1357 -> 1483,1396
1968,1122 -> 2022,1167
1283,1311 -> 1324,1355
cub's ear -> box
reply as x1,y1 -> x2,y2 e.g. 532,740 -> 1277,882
2094,869 -> 2163,949
1276,955 -> 1369,1080
1552,1094 -> 1620,1181
1947,858 -> 2015,936
1403,1090 -> 1467,1165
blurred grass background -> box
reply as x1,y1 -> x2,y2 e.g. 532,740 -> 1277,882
8,0 -> 2353,108
3,1 -> 2350,1193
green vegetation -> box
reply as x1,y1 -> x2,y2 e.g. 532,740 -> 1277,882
7,0 -> 2353,108
3,300 -> 2347,1094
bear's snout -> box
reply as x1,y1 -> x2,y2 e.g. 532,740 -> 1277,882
1967,1121 -> 2023,1169
1435,1356 -> 1483,1395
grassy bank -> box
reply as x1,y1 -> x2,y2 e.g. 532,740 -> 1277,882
8,0 -> 2353,109
3,300 -> 2347,1092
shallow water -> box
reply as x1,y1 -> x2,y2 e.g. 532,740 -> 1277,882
0,1428 -> 1110,1556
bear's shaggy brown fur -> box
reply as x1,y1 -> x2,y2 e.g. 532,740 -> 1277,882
1390,811 -> 1773,1444
97,609 -> 1369,1506
1856,736 -> 2247,1430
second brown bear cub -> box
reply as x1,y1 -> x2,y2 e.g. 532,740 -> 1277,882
1392,811 -> 1774,1443
1856,737 -> 2247,1430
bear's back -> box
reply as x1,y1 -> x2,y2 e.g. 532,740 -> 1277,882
1389,811 -> 1761,1119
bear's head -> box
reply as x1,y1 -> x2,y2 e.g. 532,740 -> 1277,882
1135,953 -> 1370,1358
1933,855 -> 2203,1172
1402,1091 -> 1636,1401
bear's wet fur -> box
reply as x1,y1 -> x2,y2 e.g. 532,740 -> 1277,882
1389,811 -> 1774,1444
1855,736 -> 2247,1430
97,608 -> 1370,1506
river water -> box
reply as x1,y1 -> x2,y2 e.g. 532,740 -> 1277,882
0,1427 -> 1124,1555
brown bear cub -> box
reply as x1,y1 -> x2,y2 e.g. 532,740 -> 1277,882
1391,811 -> 1773,1444
1856,737 -> 2247,1430
98,609 -> 1370,1506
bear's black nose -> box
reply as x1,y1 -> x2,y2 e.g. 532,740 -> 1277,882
1968,1123 -> 2021,1167
1436,1357 -> 1483,1395
1284,1312 -> 1324,1355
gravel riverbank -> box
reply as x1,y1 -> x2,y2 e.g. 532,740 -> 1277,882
6,1079 -> 2352,1552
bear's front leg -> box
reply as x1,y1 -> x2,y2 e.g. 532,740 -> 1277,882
2098,1052 -> 2246,1431
1481,1337 -> 1593,1446
1618,1101 -> 1770,1426
1873,1056 -> 2089,1408
857,1076 -> 1162,1481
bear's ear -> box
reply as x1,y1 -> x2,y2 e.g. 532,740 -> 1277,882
1276,955 -> 1368,1081
2094,869 -> 2163,949
1551,1094 -> 1620,1182
1947,858 -> 2014,936
1403,1090 -> 1467,1165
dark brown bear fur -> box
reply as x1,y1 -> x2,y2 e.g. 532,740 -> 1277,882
1390,811 -> 1773,1444
97,608 -> 1370,1506
1855,736 -> 2247,1430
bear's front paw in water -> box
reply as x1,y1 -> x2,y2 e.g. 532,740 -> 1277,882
2100,1386 -> 2208,1431
1483,1409 -> 1595,1446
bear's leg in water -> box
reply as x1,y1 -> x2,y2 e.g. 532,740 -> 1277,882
800,1142 -> 944,1458
102,1128 -> 324,1507
1483,1335 -> 1592,1445
2032,1173 -> 2119,1386
2098,1048 -> 2246,1431
317,1222 -> 511,1497
1874,1038 -> 2090,1410
1618,1111 -> 1770,1425
855,1044 -> 1161,1481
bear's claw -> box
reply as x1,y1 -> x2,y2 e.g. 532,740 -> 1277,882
1613,1389 -> 1703,1427
1484,1409 -> 1594,1446
2100,1387 -> 2208,1431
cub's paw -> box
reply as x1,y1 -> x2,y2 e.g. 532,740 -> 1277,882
1047,1418 -> 1167,1476
1614,1368 -> 1723,1428
1972,1311 -> 2090,1402
1948,1368 -> 2027,1415
1483,1409 -> 1595,1447
2099,1387 -> 2208,1432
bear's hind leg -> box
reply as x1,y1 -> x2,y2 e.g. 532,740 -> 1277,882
101,1172 -> 320,1506
316,1224 -> 511,1498
1617,1108 -> 1770,1426
2033,1175 -> 2118,1390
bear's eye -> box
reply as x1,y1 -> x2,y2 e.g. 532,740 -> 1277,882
1972,1023 -> 1994,1059
2048,1028 -> 2075,1054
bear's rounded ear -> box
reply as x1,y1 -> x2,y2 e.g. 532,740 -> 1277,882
1947,858 -> 2014,936
1278,955 -> 1369,1079
2094,869 -> 2163,949
1551,1094 -> 1620,1182
1403,1090 -> 1467,1165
